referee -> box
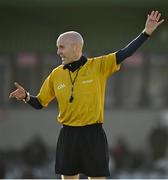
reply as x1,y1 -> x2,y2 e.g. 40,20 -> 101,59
9,11 -> 164,179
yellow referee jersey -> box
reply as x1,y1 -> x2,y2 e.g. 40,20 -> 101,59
37,53 -> 120,126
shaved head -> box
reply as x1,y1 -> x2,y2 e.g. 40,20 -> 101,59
56,31 -> 84,64
57,31 -> 84,48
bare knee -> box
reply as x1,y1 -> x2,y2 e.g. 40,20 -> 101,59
61,174 -> 79,179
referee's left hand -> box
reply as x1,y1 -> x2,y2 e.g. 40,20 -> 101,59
144,10 -> 164,35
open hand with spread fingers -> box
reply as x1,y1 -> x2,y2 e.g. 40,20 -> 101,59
9,82 -> 26,101
144,10 -> 164,35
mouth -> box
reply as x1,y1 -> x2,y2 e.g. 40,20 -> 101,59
60,55 -> 65,59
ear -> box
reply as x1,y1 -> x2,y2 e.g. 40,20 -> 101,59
73,44 -> 79,54
73,43 -> 77,50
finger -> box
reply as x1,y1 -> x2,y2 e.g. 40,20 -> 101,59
153,10 -> 159,20
147,14 -> 150,20
9,93 -> 14,98
9,91 -> 17,98
14,82 -> 22,89
150,10 -> 155,17
156,13 -> 161,22
147,14 -> 152,22
158,19 -> 165,26
149,11 -> 156,21
9,91 -> 25,100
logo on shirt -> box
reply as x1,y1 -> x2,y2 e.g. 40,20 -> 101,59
82,79 -> 93,84
57,83 -> 66,90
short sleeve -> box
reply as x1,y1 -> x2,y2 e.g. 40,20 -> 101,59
94,52 -> 120,78
37,73 -> 55,107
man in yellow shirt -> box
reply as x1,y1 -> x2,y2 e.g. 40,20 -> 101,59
9,11 -> 164,179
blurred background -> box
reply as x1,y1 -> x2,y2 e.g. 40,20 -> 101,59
0,0 -> 168,178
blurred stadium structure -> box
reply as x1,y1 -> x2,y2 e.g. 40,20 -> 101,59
0,0 -> 168,178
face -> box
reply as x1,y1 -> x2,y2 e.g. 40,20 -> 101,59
56,37 -> 76,65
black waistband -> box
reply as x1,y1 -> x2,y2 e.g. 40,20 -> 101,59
63,123 -> 102,129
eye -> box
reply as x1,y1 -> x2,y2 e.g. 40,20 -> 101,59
59,45 -> 64,49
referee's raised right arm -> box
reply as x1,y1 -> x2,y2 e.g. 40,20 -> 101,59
116,10 -> 164,64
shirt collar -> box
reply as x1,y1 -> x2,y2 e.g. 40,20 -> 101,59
63,56 -> 87,72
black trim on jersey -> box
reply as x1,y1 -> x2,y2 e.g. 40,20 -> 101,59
116,32 -> 150,64
63,55 -> 87,72
27,95 -> 43,109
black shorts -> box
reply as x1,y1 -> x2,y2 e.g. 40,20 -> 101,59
55,123 -> 110,177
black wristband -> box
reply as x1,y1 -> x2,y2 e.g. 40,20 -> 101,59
143,31 -> 151,37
